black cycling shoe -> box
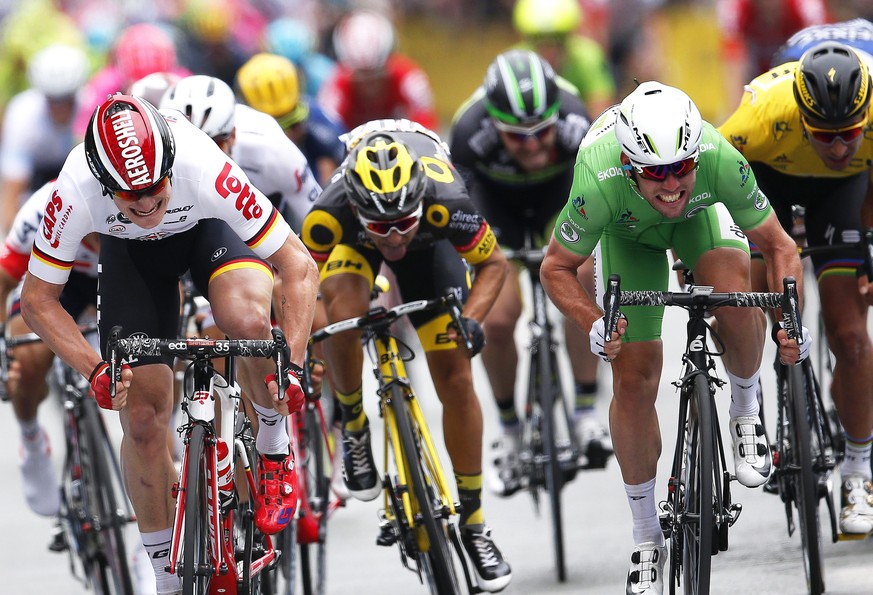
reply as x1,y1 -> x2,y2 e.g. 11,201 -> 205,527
460,524 -> 512,593
340,424 -> 382,501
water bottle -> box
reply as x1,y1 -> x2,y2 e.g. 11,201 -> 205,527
216,438 -> 234,502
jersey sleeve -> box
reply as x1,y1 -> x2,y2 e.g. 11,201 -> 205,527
709,133 -> 773,231
551,157 -> 615,256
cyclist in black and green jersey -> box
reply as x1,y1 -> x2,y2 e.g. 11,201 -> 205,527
540,81 -> 806,595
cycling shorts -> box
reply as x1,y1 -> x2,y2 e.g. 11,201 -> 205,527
9,270 -> 96,321
320,239 -> 471,352
98,219 -> 271,367
751,163 -> 868,280
596,202 -> 750,343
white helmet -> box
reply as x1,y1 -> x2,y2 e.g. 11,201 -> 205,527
160,75 -> 236,140
614,81 -> 702,166
27,44 -> 89,99
128,72 -> 182,108
332,10 -> 395,71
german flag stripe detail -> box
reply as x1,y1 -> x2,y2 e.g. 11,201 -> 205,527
31,245 -> 73,271
246,208 -> 281,250
209,258 -> 274,284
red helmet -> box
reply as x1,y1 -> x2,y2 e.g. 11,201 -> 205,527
84,94 -> 175,193
115,24 -> 178,83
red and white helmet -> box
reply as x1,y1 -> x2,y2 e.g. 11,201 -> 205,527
332,10 -> 395,71
114,24 -> 178,83
84,94 -> 175,193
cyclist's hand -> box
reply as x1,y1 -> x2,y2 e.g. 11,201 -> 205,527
4,358 -> 22,398
589,316 -> 626,362
773,323 -> 811,365
265,364 -> 305,414
446,316 -> 485,358
88,361 -> 132,410
306,359 -> 325,400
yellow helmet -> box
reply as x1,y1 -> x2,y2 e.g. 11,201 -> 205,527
235,53 -> 309,126
513,0 -> 582,37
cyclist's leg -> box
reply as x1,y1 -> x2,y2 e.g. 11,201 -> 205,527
318,243 -> 382,501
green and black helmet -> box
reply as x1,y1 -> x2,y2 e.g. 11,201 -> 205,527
483,49 -> 561,126
793,41 -> 871,123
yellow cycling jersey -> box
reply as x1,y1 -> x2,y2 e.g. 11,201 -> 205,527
718,61 -> 873,182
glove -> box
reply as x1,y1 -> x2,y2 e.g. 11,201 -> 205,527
589,317 -> 610,362
89,361 -> 131,409
453,317 -> 485,356
771,322 -> 812,364
265,363 -> 305,413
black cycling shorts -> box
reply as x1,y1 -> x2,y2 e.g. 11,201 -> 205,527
97,219 -> 269,367
751,163 -> 869,276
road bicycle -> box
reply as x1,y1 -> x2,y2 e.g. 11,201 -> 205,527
307,290 -> 479,595
108,326 -> 291,595
2,322 -> 136,594
271,371 -> 345,595
501,242 -> 583,583
603,274 -> 802,595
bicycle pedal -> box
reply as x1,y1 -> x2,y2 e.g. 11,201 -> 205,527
376,522 -> 397,546
837,530 -> 871,542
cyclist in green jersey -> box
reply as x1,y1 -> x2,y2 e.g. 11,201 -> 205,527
540,81 -> 805,595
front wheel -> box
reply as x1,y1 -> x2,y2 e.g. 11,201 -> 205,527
181,424 -> 212,594
786,363 -> 825,595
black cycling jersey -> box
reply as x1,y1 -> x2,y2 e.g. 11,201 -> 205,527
448,84 -> 590,248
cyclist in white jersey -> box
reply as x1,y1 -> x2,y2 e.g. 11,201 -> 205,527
0,180 -> 98,517
160,74 -> 321,232
0,44 -> 89,236
20,94 -> 319,595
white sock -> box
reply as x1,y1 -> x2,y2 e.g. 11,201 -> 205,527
141,528 -> 179,595
250,402 -> 290,456
625,478 -> 664,546
727,369 -> 761,419
842,435 -> 873,480
19,417 -> 41,444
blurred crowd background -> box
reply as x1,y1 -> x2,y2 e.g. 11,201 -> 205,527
0,0 -> 871,141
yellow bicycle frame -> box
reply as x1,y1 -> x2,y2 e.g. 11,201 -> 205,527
372,333 -> 457,551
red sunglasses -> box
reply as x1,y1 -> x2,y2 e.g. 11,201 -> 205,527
357,204 -> 423,237
112,174 -> 171,202
632,157 -> 699,182
802,116 -> 867,145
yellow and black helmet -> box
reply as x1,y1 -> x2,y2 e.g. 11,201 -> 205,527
235,53 -> 309,127
793,41 -> 871,123
344,132 -> 426,220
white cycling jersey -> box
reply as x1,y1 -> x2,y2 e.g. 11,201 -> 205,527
29,110 -> 292,285
231,104 -> 322,230
1,180 -> 98,280
0,89 -> 81,183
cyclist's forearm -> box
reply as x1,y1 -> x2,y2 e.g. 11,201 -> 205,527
20,274 -> 101,377
465,252 -> 508,322
271,239 -> 320,365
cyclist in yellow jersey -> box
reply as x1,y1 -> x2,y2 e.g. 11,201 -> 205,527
719,41 -> 873,536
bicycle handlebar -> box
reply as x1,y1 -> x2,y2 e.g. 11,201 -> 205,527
106,325 -> 289,399
501,246 -> 546,267
602,275 -> 804,341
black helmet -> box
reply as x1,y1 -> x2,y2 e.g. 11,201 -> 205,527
344,132 -> 426,220
793,41 -> 871,123
483,49 -> 561,126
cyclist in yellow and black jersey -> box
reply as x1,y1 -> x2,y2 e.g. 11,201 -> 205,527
719,41 -> 873,536
300,119 -> 513,592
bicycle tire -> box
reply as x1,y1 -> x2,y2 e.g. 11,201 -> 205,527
83,398 -> 135,595
682,373 -> 713,595
786,364 -> 825,595
391,385 -> 460,595
299,406 -> 330,595
536,334 -> 567,582
182,424 -> 212,595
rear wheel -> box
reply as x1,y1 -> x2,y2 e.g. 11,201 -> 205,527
299,406 -> 330,595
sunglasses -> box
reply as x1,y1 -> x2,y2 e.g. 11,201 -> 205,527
493,115 -> 557,143
802,116 -> 868,145
357,204 -> 423,237
631,156 -> 699,182
111,174 -> 171,202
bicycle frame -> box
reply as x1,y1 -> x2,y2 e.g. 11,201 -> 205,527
109,331 -> 287,594
603,276 -> 800,595
308,295 -> 476,594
